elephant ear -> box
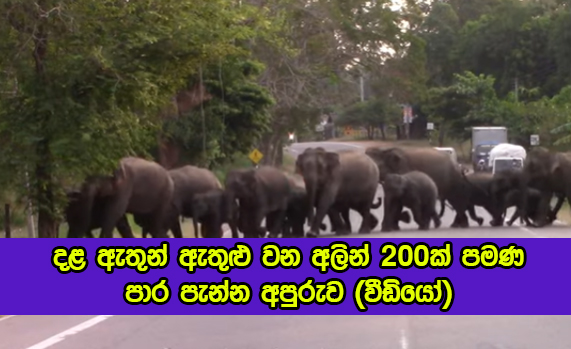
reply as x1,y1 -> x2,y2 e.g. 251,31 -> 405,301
324,152 -> 340,173
295,153 -> 307,174
551,161 -> 563,180
385,150 -> 403,172
111,162 -> 127,191
241,171 -> 258,192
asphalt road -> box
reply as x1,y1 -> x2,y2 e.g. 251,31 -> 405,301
3,315 -> 571,349
222,140 -> 571,238
3,141 -> 570,348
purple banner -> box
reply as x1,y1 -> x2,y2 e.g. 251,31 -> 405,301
0,239 -> 567,315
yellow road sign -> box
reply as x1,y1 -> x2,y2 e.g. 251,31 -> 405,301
249,148 -> 264,164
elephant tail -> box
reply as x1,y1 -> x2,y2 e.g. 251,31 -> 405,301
438,199 -> 446,218
371,197 -> 383,209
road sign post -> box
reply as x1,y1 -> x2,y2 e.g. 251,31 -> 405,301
248,148 -> 264,167
530,134 -> 540,146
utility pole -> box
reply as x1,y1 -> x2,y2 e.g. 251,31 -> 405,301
359,75 -> 365,102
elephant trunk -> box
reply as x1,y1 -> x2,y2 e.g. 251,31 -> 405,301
304,176 -> 318,226
520,173 -> 531,225
73,184 -> 96,238
225,189 -> 240,238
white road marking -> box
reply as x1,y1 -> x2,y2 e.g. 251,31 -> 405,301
0,315 -> 16,322
399,328 -> 410,349
26,315 -> 113,349
513,221 -> 547,238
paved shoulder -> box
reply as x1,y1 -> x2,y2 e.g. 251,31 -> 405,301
0,315 -> 95,349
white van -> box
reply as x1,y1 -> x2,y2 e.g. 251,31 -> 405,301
492,157 -> 524,174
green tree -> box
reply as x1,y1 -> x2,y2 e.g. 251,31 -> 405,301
337,98 -> 401,139
423,71 -> 500,141
418,2 -> 461,87
454,0 -> 555,97
161,58 -> 274,168
0,0 -> 269,236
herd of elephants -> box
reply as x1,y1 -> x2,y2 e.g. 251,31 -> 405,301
64,144 -> 569,239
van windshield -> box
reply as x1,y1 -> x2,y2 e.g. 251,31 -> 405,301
494,159 -> 523,173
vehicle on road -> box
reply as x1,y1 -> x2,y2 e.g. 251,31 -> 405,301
492,156 -> 524,174
488,143 -> 526,169
471,126 -> 508,172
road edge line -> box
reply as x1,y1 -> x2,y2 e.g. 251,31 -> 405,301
0,315 -> 16,323
26,315 -> 114,349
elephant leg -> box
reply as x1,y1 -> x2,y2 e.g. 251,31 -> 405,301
341,208 -> 352,233
171,219 -> 183,238
391,202 -> 403,231
381,198 -> 393,232
356,203 -> 374,234
147,208 -> 171,238
451,211 -> 469,228
549,193 -> 566,223
381,198 -> 401,232
329,207 -> 350,235
307,190 -> 337,237
326,208 -> 344,233
507,209 -> 519,226
530,192 -> 554,228
369,212 -> 379,231
467,206 -> 484,226
100,196 -> 130,238
485,205 -> 503,227
410,202 -> 427,230
251,209 -> 266,238
267,209 -> 286,238
116,216 -> 134,238
431,206 -> 441,229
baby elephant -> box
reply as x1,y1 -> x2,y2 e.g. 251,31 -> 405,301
191,188 -> 235,238
382,171 -> 441,231
502,188 -> 560,227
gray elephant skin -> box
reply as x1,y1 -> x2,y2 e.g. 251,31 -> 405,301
459,172 -> 504,227
382,171 -> 441,231
225,166 -> 291,238
65,191 -> 134,238
493,161 -> 565,227
137,165 -> 224,238
72,157 -> 174,238
521,147 -> 571,227
502,187 -> 560,226
191,188 -> 235,238
295,148 -> 380,237
366,146 -> 473,229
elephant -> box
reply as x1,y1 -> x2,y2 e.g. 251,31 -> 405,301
190,188 -> 234,238
295,148 -> 380,237
520,147 -> 571,227
381,171 -> 441,231
225,166 -> 292,238
366,146 -> 475,230
65,191 -> 134,238
139,165 -> 226,238
502,188 -> 563,227
486,168 -> 564,227
72,157 -> 174,238
460,172 -> 505,227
